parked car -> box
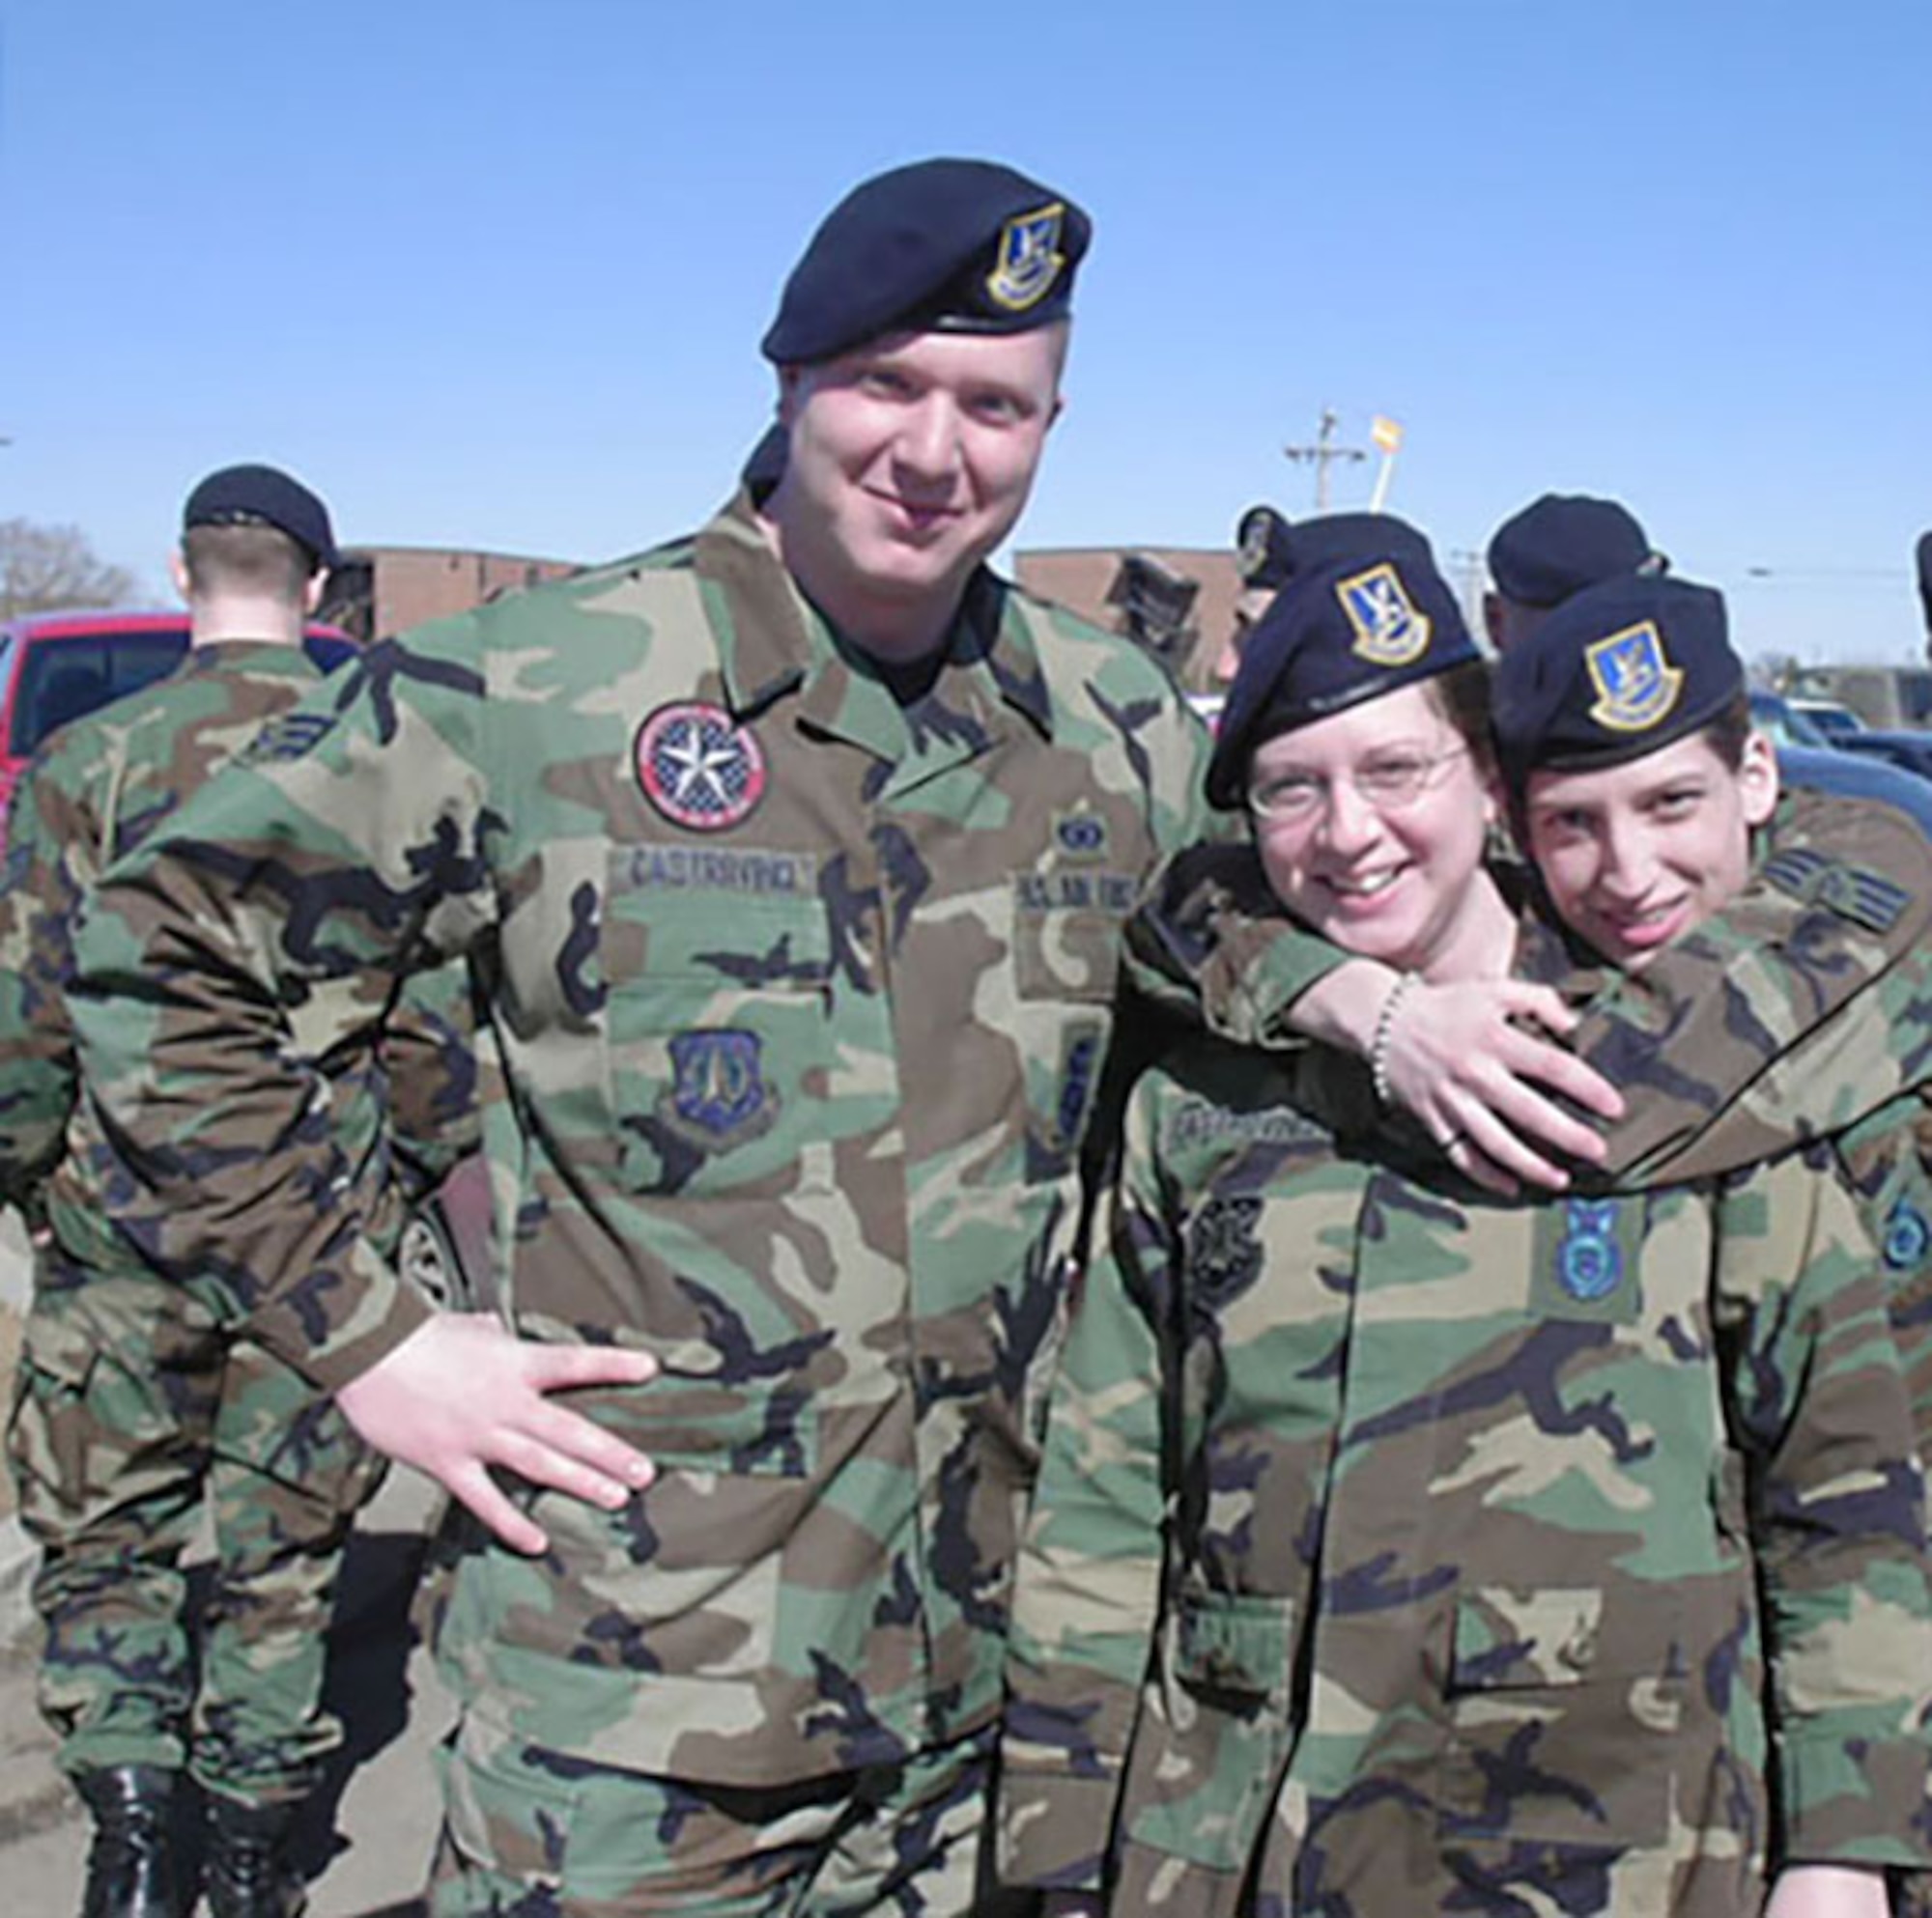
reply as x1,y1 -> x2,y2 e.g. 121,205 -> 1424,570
1785,696 -> 1865,743
1831,729 -> 1932,784
1747,688 -> 1833,750
1184,689 -> 1226,732
0,606 -> 355,849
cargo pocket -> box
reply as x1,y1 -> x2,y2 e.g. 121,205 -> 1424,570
1437,1585 -> 1671,1847
9,1328 -> 99,1505
439,1711 -> 578,1895
15,1287 -> 221,1488
1122,1586 -> 1299,1870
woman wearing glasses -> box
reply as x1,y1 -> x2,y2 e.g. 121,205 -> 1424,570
998,543 -> 1932,1917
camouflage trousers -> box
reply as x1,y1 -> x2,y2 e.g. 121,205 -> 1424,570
7,1254 -> 384,1801
430,1712 -> 1041,1916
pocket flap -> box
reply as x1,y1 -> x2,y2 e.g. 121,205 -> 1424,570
1175,1588 -> 1296,1700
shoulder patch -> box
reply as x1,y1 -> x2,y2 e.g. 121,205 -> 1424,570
240,711 -> 338,767
1761,845 -> 1910,934
635,702 -> 766,832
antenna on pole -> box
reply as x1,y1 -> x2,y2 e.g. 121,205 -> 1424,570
1282,407 -> 1367,512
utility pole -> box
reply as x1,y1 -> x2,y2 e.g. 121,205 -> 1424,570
1447,548 -> 1487,637
1283,408 -> 1367,512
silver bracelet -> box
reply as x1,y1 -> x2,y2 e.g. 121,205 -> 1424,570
1369,971 -> 1419,1107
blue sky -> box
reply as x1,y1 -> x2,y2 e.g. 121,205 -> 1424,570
4,0 -> 1928,663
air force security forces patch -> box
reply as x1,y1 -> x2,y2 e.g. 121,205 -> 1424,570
1491,577 -> 1742,784
636,701 -> 767,832
664,1029 -> 775,1147
1337,561 -> 1432,667
986,203 -> 1066,312
1585,621 -> 1685,732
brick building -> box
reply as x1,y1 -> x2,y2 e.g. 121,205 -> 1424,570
1014,545 -> 1241,695
317,541 -> 1248,690
319,546 -> 580,643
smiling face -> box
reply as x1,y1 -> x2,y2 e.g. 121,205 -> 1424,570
1520,727 -> 1779,970
1247,678 -> 1502,978
767,324 -> 1065,659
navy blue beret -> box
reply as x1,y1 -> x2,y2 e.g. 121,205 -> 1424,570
762,158 -> 1091,366
1488,494 -> 1656,609
1207,547 -> 1479,809
1236,506 -> 1433,593
1236,505 -> 1294,589
1491,575 -> 1741,788
183,464 -> 336,570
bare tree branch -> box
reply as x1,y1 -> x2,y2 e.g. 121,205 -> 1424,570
0,518 -> 144,620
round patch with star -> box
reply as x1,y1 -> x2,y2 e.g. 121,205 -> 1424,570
634,701 -> 767,832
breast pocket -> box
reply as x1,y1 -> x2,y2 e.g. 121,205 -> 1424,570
1436,1585 -> 1673,1848
600,873 -> 834,1201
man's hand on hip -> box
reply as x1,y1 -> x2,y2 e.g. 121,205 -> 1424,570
337,1313 -> 658,1554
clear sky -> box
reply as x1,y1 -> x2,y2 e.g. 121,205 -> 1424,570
4,0 -> 1928,664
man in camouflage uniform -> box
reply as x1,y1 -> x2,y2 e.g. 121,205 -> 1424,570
0,465 -> 477,1918
1000,557 -> 1932,1915
62,161 -> 1210,1913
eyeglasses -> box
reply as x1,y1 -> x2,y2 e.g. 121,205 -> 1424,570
1247,744 -> 1470,825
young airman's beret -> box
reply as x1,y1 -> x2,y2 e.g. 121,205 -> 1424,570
1491,574 -> 1742,785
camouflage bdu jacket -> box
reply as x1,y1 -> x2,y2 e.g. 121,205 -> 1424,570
66,494 -> 1211,1785
0,641 -> 477,1266
1117,786 -> 1932,1450
1000,858 -> 1932,1915
1571,799 -> 1932,1472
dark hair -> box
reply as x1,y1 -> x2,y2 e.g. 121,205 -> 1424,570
183,522 -> 315,603
1695,690 -> 1751,771
1423,659 -> 1495,776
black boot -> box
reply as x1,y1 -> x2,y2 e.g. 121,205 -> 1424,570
73,1765 -> 184,1918
202,1792 -> 307,1918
